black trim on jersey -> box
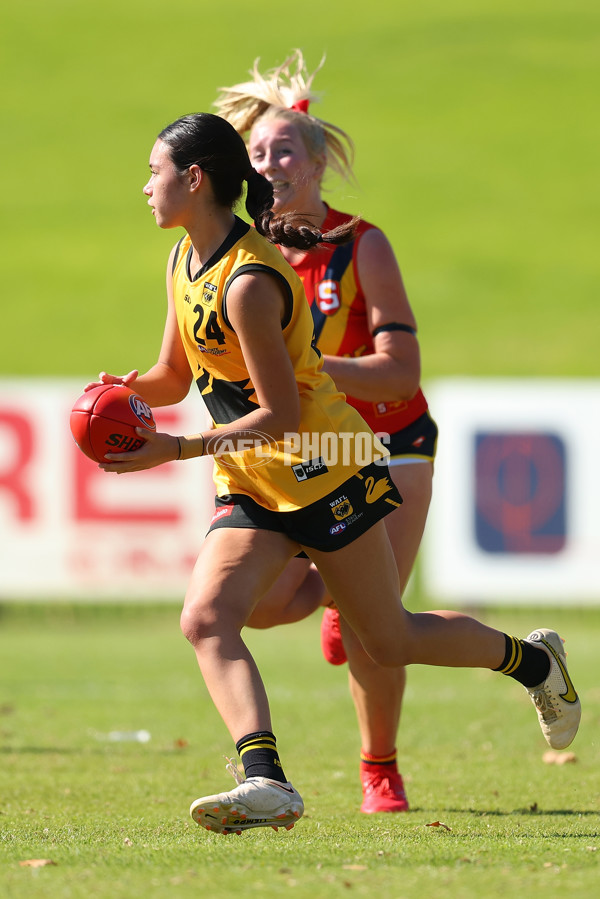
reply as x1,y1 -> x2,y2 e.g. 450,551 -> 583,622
171,237 -> 185,275
372,322 -> 416,338
310,240 -> 356,343
221,264 -> 294,332
195,370 -> 258,424
185,216 -> 250,283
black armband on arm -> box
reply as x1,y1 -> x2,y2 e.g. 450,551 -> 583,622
371,322 -> 416,338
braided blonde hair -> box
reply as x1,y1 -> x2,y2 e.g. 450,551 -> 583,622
214,50 -> 355,183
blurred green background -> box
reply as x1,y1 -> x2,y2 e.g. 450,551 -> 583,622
1,0 -> 598,379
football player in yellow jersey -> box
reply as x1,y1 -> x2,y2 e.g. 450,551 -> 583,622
214,50 -> 435,814
89,110 -> 579,836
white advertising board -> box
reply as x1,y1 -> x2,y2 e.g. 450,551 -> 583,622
422,379 -> 600,604
2,378 -> 600,604
0,380 -> 215,600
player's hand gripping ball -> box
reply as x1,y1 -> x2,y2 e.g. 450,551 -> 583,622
70,384 -> 156,463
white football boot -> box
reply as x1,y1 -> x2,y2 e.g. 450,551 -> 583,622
190,776 -> 304,836
523,628 -> 581,749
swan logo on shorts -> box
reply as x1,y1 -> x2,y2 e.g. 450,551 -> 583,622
329,522 -> 347,535
128,395 -> 156,430
330,497 -> 353,520
365,475 -> 393,504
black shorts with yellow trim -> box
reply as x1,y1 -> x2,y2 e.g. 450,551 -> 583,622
381,411 -> 438,461
207,461 -> 403,553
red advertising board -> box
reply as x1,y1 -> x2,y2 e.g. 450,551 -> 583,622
0,380 -> 214,599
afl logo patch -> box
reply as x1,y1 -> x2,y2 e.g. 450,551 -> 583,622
129,394 -> 156,430
329,522 -> 347,535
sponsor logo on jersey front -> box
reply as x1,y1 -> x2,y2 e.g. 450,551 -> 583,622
198,345 -> 229,356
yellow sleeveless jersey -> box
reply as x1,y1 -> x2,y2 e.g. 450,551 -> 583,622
172,217 -> 387,512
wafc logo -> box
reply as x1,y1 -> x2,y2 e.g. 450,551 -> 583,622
202,281 -> 218,306
330,497 -> 353,521
128,395 -> 156,431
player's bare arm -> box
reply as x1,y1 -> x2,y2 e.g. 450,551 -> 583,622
322,228 -> 421,402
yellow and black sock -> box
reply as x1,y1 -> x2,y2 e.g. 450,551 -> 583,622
494,634 -> 550,688
235,731 -> 287,783
360,749 -> 398,771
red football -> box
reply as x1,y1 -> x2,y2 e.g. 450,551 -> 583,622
70,384 -> 156,463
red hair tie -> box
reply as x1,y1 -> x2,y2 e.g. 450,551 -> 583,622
290,99 -> 310,114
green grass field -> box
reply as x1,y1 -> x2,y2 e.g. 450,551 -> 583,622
1,1 -> 599,896
1,604 -> 599,898
1,1 -> 598,379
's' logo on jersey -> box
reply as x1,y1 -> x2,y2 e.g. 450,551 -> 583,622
316,280 -> 341,315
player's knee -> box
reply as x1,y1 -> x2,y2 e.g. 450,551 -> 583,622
362,631 -> 412,668
180,598 -> 217,645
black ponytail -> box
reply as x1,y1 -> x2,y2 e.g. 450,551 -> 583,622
246,167 -> 358,249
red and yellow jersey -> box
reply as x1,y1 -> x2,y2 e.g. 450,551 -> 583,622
291,207 -> 428,435
172,217 -> 387,512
